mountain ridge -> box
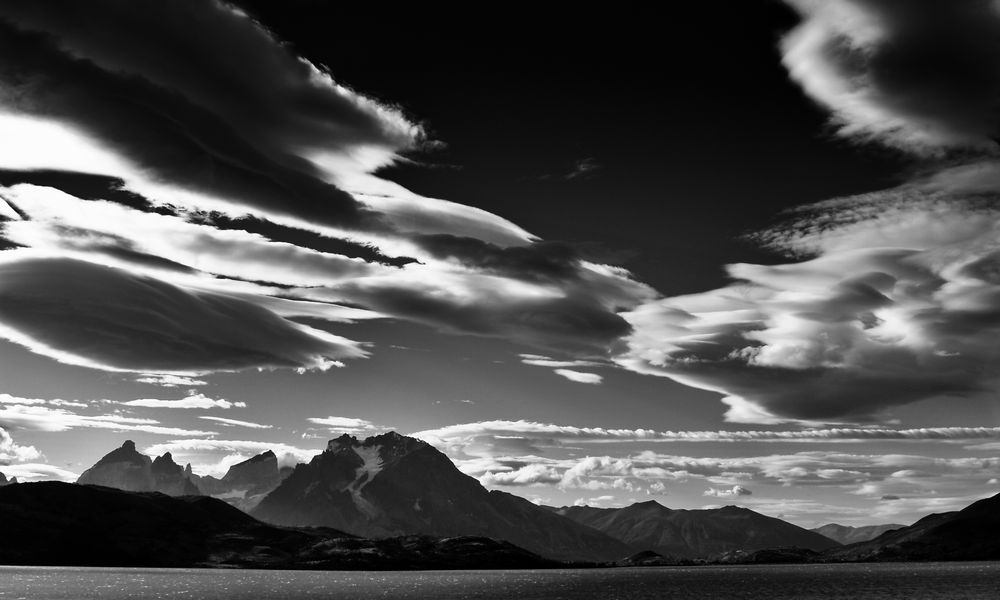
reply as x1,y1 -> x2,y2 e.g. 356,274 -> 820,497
549,499 -> 841,558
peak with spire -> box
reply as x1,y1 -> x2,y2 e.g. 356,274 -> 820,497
78,440 -> 199,496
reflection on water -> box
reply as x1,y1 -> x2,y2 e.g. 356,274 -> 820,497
1,562 -> 999,600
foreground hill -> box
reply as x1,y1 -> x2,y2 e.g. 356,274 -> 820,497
0,482 -> 556,569
252,432 -> 630,562
825,492 -> 1000,561
551,500 -> 840,558
811,523 -> 905,545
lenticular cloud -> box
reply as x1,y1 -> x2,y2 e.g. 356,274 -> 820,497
0,0 -> 654,377
613,2 -> 1000,424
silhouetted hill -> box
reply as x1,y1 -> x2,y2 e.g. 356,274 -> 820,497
811,523 -> 905,545
252,432 -> 630,561
0,471 -> 15,486
0,481 -> 557,569
825,492 -> 1000,561
551,500 -> 840,558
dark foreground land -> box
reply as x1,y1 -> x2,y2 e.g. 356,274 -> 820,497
2,482 -> 1000,570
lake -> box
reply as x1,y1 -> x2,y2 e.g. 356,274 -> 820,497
1,562 -> 998,599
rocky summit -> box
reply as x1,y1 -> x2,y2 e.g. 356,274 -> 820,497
251,431 -> 630,562
77,440 -> 200,496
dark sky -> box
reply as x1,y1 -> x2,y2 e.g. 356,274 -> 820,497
235,0 -> 906,294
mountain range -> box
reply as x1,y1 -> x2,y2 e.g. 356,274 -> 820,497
77,440 -> 198,495
810,523 -> 905,545
823,492 -> 1000,561
549,500 -> 839,558
190,450 -> 293,511
76,440 -> 290,509
60,432 -> 1000,565
0,471 -> 16,486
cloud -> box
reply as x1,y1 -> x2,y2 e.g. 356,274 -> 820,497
704,485 -> 752,498
0,427 -> 41,463
199,416 -> 272,429
0,255 -> 364,374
307,416 -> 384,436
0,396 -> 217,436
553,369 -> 603,385
563,157 -> 601,181
600,2 -> 1000,423
615,174 -> 1000,423
122,393 -> 245,410
781,0 -> 1000,154
134,375 -> 208,388
479,463 -> 562,487
519,354 -> 605,369
0,0 -> 656,381
412,419 -> 1000,455
0,462 -> 77,482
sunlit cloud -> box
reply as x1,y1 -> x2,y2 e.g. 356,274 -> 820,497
122,393 -> 245,410
199,416 -> 272,429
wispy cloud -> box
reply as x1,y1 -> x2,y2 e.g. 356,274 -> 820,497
553,369 -> 603,385
199,416 -> 272,429
781,0 -> 1000,155
307,416 -> 385,437
0,394 -> 216,436
122,393 -> 245,410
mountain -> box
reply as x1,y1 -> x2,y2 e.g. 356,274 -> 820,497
825,492 -> 1000,561
252,432 -> 631,562
0,481 -> 556,569
0,471 -> 15,486
151,452 -> 200,495
550,500 -> 840,558
77,440 -> 201,496
811,523 -> 905,545
191,450 -> 291,510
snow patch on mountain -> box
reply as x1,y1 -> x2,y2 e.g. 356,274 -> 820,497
347,444 -> 383,518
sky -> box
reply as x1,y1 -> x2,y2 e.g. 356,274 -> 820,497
1,0 -> 999,528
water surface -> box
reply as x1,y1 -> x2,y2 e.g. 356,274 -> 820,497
1,562 -> 998,599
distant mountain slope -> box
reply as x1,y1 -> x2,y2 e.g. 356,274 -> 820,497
0,481 -> 556,569
811,523 -> 905,545
0,471 -> 15,486
77,440 -> 200,496
825,492 -> 1000,561
192,450 -> 291,510
252,432 -> 630,562
551,500 -> 840,558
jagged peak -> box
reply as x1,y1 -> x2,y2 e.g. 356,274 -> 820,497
121,440 -> 136,451
326,433 -> 358,452
153,452 -> 176,464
